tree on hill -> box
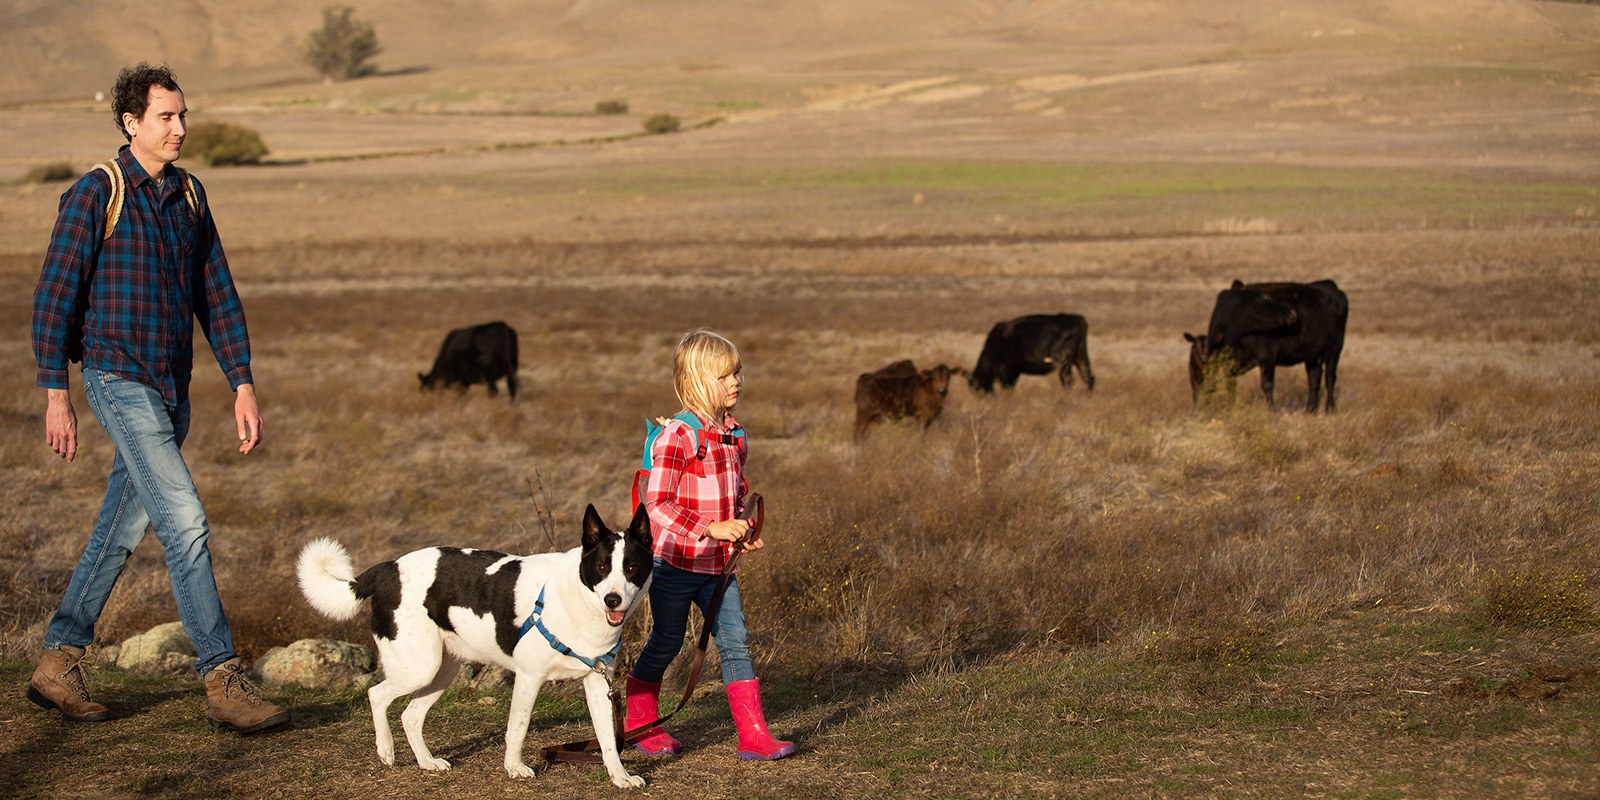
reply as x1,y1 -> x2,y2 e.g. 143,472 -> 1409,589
305,6 -> 382,82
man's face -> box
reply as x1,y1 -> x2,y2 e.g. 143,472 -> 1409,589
124,86 -> 186,169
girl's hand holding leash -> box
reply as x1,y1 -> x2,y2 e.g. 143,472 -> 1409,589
705,519 -> 763,551
706,495 -> 766,553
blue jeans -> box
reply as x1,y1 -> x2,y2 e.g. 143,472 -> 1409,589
43,369 -> 235,675
633,559 -> 755,685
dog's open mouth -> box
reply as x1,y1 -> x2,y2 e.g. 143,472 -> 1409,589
607,610 -> 626,626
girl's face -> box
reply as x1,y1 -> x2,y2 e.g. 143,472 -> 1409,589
718,369 -> 743,412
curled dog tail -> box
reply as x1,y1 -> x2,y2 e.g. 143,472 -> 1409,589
297,538 -> 365,621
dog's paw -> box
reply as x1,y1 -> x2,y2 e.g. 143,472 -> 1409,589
418,757 -> 451,772
504,760 -> 537,779
611,772 -> 646,789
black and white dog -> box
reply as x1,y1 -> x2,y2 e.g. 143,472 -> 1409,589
297,504 -> 654,788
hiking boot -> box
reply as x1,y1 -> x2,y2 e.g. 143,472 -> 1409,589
204,658 -> 289,733
28,645 -> 110,722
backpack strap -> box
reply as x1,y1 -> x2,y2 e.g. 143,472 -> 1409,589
93,161 -> 200,241
93,162 -> 125,242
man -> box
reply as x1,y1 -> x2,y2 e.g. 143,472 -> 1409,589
29,63 -> 288,733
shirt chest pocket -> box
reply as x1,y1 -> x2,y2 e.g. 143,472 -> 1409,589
171,204 -> 201,258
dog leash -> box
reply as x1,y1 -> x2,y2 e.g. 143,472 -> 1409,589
541,493 -> 765,764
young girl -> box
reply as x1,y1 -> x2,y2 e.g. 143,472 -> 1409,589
623,329 -> 795,761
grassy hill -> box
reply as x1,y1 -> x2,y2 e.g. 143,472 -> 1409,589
3,0 -> 1592,105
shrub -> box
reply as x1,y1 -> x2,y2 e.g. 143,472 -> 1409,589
184,120 -> 269,166
642,113 -> 680,135
1479,569 -> 1595,632
26,162 -> 75,182
305,5 -> 382,82
595,99 -> 629,115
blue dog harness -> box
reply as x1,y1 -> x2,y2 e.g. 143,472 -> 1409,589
517,587 -> 621,671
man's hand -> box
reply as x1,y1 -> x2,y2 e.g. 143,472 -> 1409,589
235,383 -> 263,454
44,388 -> 77,462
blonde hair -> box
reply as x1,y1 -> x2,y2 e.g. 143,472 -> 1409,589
673,328 -> 742,423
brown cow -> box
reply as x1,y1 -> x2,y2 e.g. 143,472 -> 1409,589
853,360 -> 964,439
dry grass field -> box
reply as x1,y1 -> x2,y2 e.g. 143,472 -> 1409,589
2,1 -> 1600,798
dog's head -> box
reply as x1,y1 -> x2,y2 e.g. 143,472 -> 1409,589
579,504 -> 654,627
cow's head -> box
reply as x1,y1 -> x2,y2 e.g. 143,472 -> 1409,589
922,365 -> 958,396
1183,332 -> 1215,402
1210,288 -> 1297,346
966,360 -> 996,393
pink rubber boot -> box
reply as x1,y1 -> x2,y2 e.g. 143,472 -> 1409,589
726,678 -> 795,760
623,673 -> 682,754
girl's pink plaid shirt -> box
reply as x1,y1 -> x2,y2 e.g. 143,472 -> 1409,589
643,412 -> 748,575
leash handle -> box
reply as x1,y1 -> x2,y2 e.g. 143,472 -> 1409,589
542,493 -> 766,764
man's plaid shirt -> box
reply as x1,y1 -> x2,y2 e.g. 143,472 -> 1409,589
643,412 -> 749,575
32,146 -> 251,406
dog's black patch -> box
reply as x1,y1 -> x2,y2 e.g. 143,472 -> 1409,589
353,560 -> 403,641
579,504 -> 655,591
423,547 -> 524,656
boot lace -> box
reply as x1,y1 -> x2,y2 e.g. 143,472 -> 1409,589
56,653 -> 93,703
217,665 -> 266,706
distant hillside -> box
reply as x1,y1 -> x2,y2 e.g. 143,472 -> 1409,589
1,0 -> 1584,105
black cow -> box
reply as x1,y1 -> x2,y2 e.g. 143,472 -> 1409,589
418,321 -> 519,401
968,314 -> 1094,393
1184,279 -> 1348,412
853,359 -> 963,439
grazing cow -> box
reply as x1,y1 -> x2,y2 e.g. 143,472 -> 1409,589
1186,279 -> 1348,412
968,314 -> 1094,393
854,360 -> 963,439
418,321 -> 519,401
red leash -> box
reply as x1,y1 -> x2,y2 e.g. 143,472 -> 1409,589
542,494 -> 765,763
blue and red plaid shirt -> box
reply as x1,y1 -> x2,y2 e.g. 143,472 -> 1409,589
32,146 -> 251,406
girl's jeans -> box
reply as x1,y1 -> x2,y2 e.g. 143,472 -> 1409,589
633,558 -> 755,684
42,369 -> 236,675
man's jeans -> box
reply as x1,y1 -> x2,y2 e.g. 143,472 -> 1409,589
43,369 -> 235,675
633,558 -> 756,685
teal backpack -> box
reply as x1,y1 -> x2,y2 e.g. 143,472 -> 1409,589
631,411 -> 746,511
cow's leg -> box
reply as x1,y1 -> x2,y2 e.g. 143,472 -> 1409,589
1259,364 -> 1277,410
506,373 -> 517,402
486,379 -> 499,398
1304,361 -> 1324,413
1058,360 -> 1074,389
1324,354 -> 1340,412
1077,345 -> 1095,392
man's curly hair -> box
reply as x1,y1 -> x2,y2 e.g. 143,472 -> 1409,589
111,63 -> 181,142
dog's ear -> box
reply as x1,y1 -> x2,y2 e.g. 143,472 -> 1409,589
581,503 -> 606,549
628,503 -> 652,545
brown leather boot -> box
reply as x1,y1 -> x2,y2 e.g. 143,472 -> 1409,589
28,645 -> 110,722
204,658 -> 290,733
